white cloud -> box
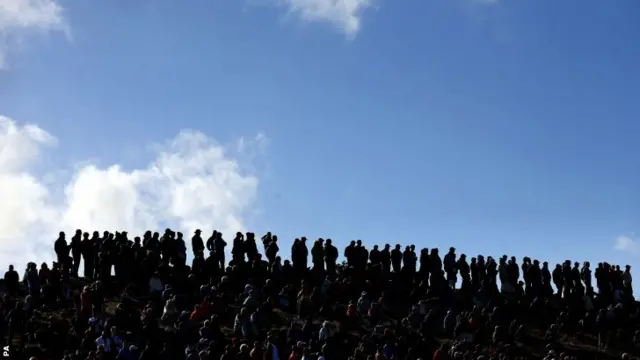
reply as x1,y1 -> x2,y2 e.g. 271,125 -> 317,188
614,235 -> 640,254
0,0 -> 67,68
277,0 -> 373,37
0,115 -> 267,272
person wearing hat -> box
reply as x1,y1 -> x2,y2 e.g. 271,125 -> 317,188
192,229 -> 205,257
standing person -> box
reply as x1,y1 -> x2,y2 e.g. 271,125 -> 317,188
24,263 -> 40,300
215,232 -> 227,269
266,236 -> 279,265
71,229 -> 83,277
192,230 -> 205,258
81,233 -> 96,280
54,232 -> 70,266
3,265 -> 19,297
443,247 -> 457,289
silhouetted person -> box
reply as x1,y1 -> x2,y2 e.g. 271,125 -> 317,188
266,235 -> 279,265
355,240 -> 368,270
368,244 -> 380,266
528,259 -> 542,296
443,247 -> 457,289
214,232 -> 227,269
70,229 -> 82,276
581,261 -> 592,290
623,265 -> 632,296
245,232 -> 259,262
391,244 -> 402,273
553,264 -> 563,296
4,265 -> 19,296
380,244 -> 391,272
311,239 -> 324,271
232,232 -> 245,265
344,241 -> 356,267
291,237 -> 308,272
81,232 -> 95,279
175,232 -> 187,266
192,229 -> 205,258
457,254 -> 470,290
261,232 -> 272,252
206,230 -> 218,252
402,246 -> 413,273
324,239 -> 337,275
54,232 -> 69,266
24,262 -> 40,299
542,261 -> 552,296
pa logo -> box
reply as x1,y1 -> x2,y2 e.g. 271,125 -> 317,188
2,345 -> 8,358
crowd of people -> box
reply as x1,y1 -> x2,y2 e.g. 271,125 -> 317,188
1,229 -> 639,360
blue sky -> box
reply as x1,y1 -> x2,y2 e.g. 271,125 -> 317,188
1,0 -> 639,272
